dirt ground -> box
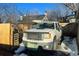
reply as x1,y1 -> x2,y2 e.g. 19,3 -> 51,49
0,48 -> 14,56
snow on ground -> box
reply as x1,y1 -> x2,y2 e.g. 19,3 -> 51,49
63,37 -> 78,56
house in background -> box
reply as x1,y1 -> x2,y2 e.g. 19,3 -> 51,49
18,15 -> 44,31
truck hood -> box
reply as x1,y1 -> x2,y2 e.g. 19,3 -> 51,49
25,29 -> 54,33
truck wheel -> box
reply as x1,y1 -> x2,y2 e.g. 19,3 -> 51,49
38,46 -> 43,51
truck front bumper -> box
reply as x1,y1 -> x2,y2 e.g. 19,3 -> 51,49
23,41 -> 54,50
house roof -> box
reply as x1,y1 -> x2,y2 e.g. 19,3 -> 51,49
18,15 -> 44,24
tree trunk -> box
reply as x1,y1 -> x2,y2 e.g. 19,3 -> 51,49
76,22 -> 79,54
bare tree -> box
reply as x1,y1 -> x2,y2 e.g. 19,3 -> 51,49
0,3 -> 23,23
64,3 -> 79,20
29,9 -> 39,20
63,3 -> 79,55
21,9 -> 39,24
46,10 -> 62,21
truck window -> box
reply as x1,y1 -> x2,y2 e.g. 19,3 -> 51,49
39,23 -> 54,29
56,23 -> 60,31
32,23 -> 54,29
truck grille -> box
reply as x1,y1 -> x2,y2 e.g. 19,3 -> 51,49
27,32 -> 42,40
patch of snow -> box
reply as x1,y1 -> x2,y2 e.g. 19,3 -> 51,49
63,36 -> 78,56
19,53 -> 27,56
15,42 -> 25,54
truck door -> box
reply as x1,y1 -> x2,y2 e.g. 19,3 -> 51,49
55,23 -> 61,39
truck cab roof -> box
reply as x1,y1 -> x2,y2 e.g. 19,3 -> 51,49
33,20 -> 58,24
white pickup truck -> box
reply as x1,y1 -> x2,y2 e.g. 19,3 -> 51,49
15,20 -> 77,55
22,20 -> 62,50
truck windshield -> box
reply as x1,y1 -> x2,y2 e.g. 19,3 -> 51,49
32,23 -> 54,29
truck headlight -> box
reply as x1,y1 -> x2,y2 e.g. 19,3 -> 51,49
42,33 -> 51,39
23,33 -> 27,39
23,33 -> 26,37
45,45 -> 49,49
